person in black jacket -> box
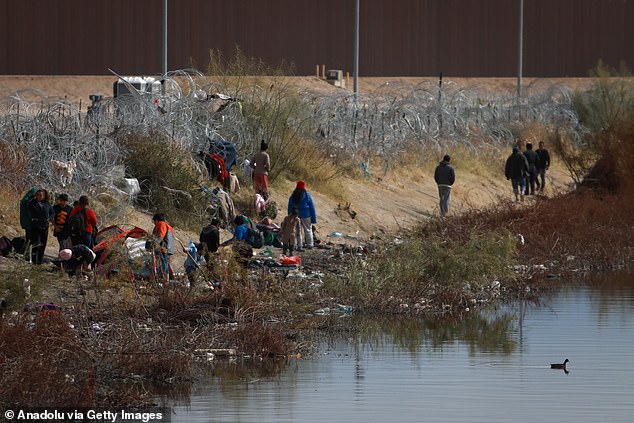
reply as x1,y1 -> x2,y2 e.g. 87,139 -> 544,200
59,245 -> 96,276
27,189 -> 54,264
523,142 -> 539,195
535,141 -> 551,192
199,217 -> 220,264
53,193 -> 73,250
505,146 -> 529,202
434,154 -> 456,217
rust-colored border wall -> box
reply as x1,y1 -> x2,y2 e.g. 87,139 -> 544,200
1,0 -> 632,77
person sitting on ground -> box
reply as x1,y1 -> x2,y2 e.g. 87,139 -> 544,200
59,245 -> 97,276
220,215 -> 250,247
280,207 -> 302,256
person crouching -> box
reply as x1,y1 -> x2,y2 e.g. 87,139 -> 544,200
59,245 -> 97,277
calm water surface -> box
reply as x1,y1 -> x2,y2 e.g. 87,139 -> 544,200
174,272 -> 634,422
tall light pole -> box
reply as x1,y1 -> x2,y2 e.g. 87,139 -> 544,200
353,0 -> 359,96
517,0 -> 524,98
162,0 -> 168,95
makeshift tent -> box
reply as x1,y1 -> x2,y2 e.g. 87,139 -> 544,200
92,225 -> 148,277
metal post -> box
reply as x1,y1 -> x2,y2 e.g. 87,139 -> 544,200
162,0 -> 168,95
353,0 -> 359,96
517,0 -> 524,98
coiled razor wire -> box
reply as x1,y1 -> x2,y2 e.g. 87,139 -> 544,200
0,70 -> 586,197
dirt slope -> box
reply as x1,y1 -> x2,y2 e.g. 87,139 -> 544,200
0,75 -> 575,270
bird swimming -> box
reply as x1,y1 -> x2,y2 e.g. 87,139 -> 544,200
551,359 -> 569,369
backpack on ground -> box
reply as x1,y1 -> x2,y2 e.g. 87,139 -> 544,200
11,237 -> 26,255
244,219 -> 264,249
68,211 -> 86,239
0,236 -> 12,256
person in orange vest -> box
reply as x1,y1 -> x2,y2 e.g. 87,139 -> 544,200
149,213 -> 175,280
53,193 -> 73,250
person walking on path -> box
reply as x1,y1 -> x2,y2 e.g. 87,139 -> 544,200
53,193 -> 73,250
523,142 -> 539,195
251,140 -> 271,199
27,189 -> 54,264
434,154 -> 455,217
535,141 -> 551,192
68,195 -> 98,248
287,180 -> 317,250
505,146 -> 529,202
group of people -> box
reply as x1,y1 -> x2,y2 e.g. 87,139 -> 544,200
19,190 -> 98,275
239,139 -> 317,254
220,179 -> 317,255
433,141 -> 551,215
505,141 -> 551,201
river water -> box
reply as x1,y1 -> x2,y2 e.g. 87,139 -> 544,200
174,272 -> 634,422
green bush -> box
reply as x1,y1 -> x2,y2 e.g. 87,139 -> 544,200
329,229 -> 517,308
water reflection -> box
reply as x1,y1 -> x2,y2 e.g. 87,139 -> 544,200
174,271 -> 634,423
342,310 -> 519,358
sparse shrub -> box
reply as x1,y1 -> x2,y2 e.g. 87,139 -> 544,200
228,322 -> 292,357
561,61 -> 634,186
573,61 -> 634,133
205,48 -> 347,191
118,131 -> 210,230
331,227 -> 517,309
0,139 -> 28,191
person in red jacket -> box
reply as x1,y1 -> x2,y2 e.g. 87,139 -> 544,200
68,195 -> 98,248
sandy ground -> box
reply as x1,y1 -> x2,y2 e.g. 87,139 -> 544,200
0,75 -> 594,105
0,75 -> 575,270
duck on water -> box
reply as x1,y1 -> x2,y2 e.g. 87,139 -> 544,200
551,359 -> 569,370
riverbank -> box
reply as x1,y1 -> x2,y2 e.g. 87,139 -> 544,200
2,74 -> 633,408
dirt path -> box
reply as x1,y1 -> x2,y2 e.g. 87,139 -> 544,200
0,75 -> 575,270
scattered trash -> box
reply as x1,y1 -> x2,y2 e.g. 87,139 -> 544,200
280,255 -> 301,265
517,233 -> 525,246
336,304 -> 353,314
23,278 -> 31,298
90,322 -> 103,332
330,232 -> 343,237
313,307 -> 330,315
24,303 -> 62,312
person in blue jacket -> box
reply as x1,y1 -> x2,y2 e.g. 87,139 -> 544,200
220,215 -> 249,246
287,180 -> 317,250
